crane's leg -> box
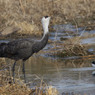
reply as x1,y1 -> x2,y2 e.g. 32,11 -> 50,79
22,61 -> 26,83
12,61 -> 16,83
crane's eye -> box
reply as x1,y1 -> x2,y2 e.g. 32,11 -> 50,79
45,16 -> 48,18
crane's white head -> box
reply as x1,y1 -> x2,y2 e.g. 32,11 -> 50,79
41,16 -> 50,34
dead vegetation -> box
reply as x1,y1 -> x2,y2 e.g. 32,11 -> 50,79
0,0 -> 95,37
0,58 -> 59,95
48,42 -> 92,58
54,44 -> 91,57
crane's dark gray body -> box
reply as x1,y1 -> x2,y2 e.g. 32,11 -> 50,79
0,33 -> 48,83
0,34 -> 48,61
0,16 -> 50,83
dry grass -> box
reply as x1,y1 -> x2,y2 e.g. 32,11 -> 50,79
55,44 -> 90,57
0,83 -> 59,95
0,0 -> 95,37
0,58 -> 59,95
0,84 -> 31,95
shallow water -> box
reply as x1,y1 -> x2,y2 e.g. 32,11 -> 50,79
14,57 -> 95,95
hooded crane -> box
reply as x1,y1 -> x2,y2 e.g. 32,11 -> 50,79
0,16 -> 50,83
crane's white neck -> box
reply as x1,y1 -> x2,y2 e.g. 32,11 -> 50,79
42,16 -> 50,34
41,16 -> 50,40
33,16 -> 50,53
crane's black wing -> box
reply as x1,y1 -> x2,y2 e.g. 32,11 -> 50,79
0,39 -> 36,60
7,39 -> 33,53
